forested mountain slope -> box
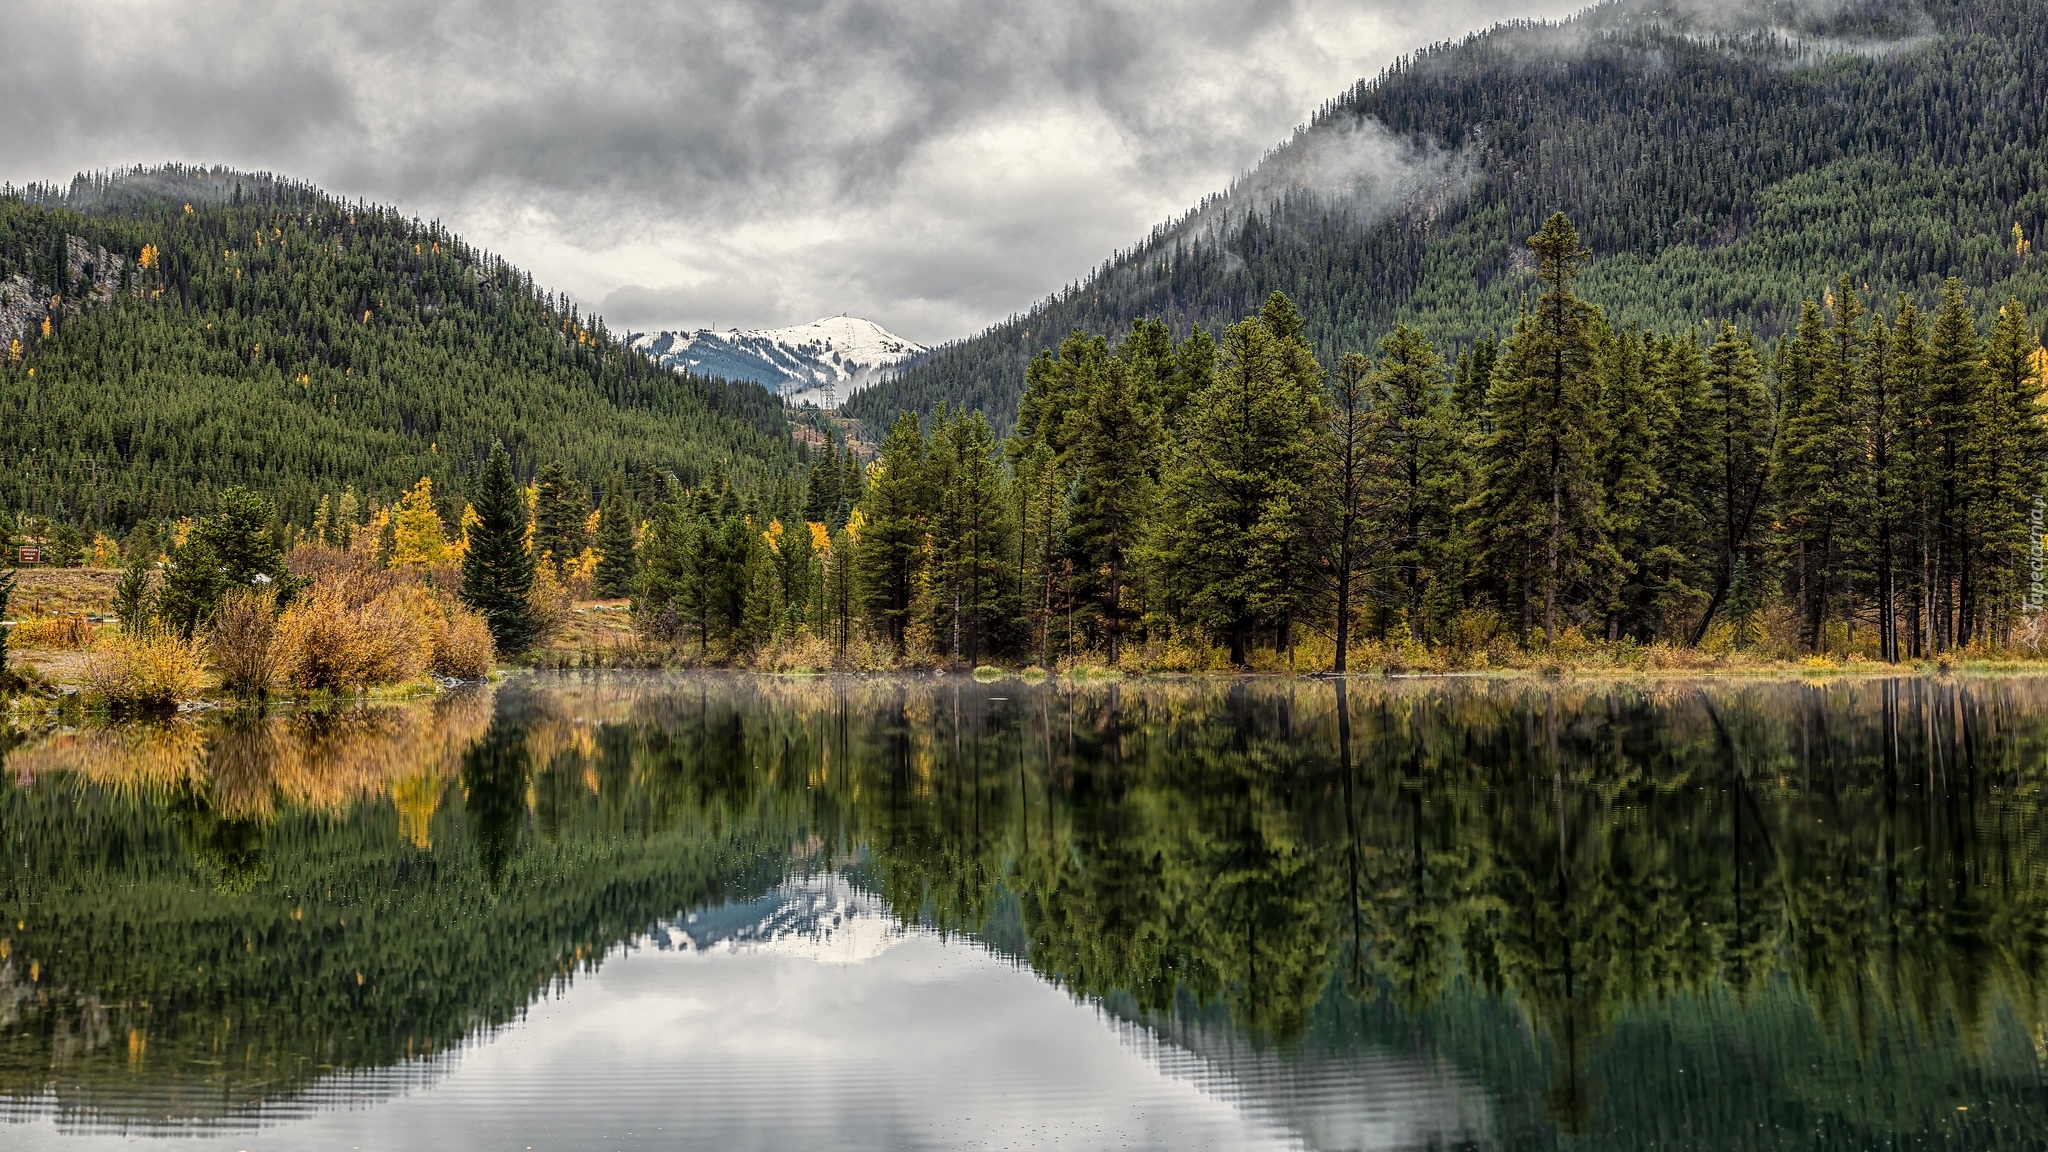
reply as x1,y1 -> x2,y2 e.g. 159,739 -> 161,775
847,0 -> 2048,430
0,167 -> 793,530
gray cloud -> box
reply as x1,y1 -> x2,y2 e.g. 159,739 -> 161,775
1,0 -> 1582,343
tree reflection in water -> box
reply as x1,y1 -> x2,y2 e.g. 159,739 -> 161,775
3,674 -> 2046,1145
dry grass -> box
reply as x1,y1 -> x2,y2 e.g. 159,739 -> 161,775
79,630 -> 208,708
8,614 -> 96,649
2,567 -> 123,618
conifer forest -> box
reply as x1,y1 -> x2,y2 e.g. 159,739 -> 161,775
4,0 -> 2048,670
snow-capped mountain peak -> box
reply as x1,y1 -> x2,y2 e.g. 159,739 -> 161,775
631,316 -> 925,408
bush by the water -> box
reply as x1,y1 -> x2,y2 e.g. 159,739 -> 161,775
428,609 -> 497,680
209,587 -> 281,696
270,566 -> 496,691
81,631 -> 207,708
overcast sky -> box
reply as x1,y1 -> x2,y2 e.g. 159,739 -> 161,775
2,0 -> 1582,344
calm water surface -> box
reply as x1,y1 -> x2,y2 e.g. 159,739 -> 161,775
3,674 -> 2047,1150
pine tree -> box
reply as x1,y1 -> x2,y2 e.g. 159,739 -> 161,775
532,461 -> 587,564
805,452 -> 843,529
926,410 -> 1016,665
1369,324 -> 1466,642
1592,327 -> 1661,641
636,498 -> 713,653
0,564 -> 15,679
1155,293 -> 1327,664
1777,280 -> 1867,651
1469,213 -> 1606,643
1925,280 -> 1982,649
858,413 -> 929,653
1065,346 -> 1160,663
769,515 -> 816,634
823,524 -> 858,651
156,487 -> 288,636
593,478 -> 639,599
1322,351 -> 1376,670
461,442 -> 537,652
1974,298 -> 2048,641
112,554 -> 154,634
1689,324 -> 1775,645
1861,307 -> 1908,660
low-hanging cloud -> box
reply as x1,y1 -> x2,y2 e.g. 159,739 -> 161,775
1176,116 -> 1475,248
0,0 -> 1584,343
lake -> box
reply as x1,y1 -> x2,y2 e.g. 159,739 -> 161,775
3,674 -> 2046,1150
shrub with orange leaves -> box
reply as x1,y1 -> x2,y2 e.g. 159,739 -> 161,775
274,577 -> 430,691
209,586 -> 280,696
428,604 -> 496,679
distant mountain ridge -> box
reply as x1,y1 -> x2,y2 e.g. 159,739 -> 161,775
0,164 -> 794,526
632,316 -> 925,408
845,0 -> 2048,432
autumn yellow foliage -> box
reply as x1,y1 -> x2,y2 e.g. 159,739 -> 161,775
81,630 -> 208,708
389,477 -> 451,569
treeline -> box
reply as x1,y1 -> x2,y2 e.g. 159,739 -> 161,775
0,165 -> 795,531
848,0 -> 2048,432
631,213 -> 2048,667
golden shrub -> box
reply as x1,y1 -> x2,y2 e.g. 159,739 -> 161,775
81,630 -> 207,708
208,586 -> 279,696
429,603 -> 496,680
528,558 -> 569,643
274,578 -> 430,691
11,614 -> 95,649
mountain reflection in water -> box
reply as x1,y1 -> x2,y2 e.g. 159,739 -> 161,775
3,674 -> 2046,1149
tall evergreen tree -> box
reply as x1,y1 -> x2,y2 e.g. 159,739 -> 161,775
1064,345 -> 1161,663
1689,324 -> 1775,646
927,410 -> 1017,665
805,452 -> 844,529
593,477 -> 639,599
1861,309 -> 1904,660
1974,298 -> 2048,641
1155,293 -> 1327,664
1322,351 -> 1376,672
1367,324 -> 1465,642
1469,213 -> 1606,643
1925,280 -> 1983,649
1777,281 -> 1868,650
858,413 -> 929,654
155,487 -> 290,636
461,442 -> 537,653
532,461 -> 587,564
0,564 -> 15,679
1591,326 -> 1669,641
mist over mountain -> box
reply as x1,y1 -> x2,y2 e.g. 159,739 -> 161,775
631,317 -> 925,409
846,0 -> 2047,431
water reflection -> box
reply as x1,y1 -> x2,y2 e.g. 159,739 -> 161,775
3,674 -> 2047,1148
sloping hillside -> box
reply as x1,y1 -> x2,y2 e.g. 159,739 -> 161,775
848,0 -> 2048,431
0,166 -> 793,528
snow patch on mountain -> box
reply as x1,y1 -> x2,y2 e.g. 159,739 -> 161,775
654,872 -> 909,965
631,316 -> 925,408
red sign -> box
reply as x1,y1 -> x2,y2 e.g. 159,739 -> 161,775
16,546 -> 39,565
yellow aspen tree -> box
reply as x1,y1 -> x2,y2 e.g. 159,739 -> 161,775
389,477 -> 451,569
453,503 -> 483,560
